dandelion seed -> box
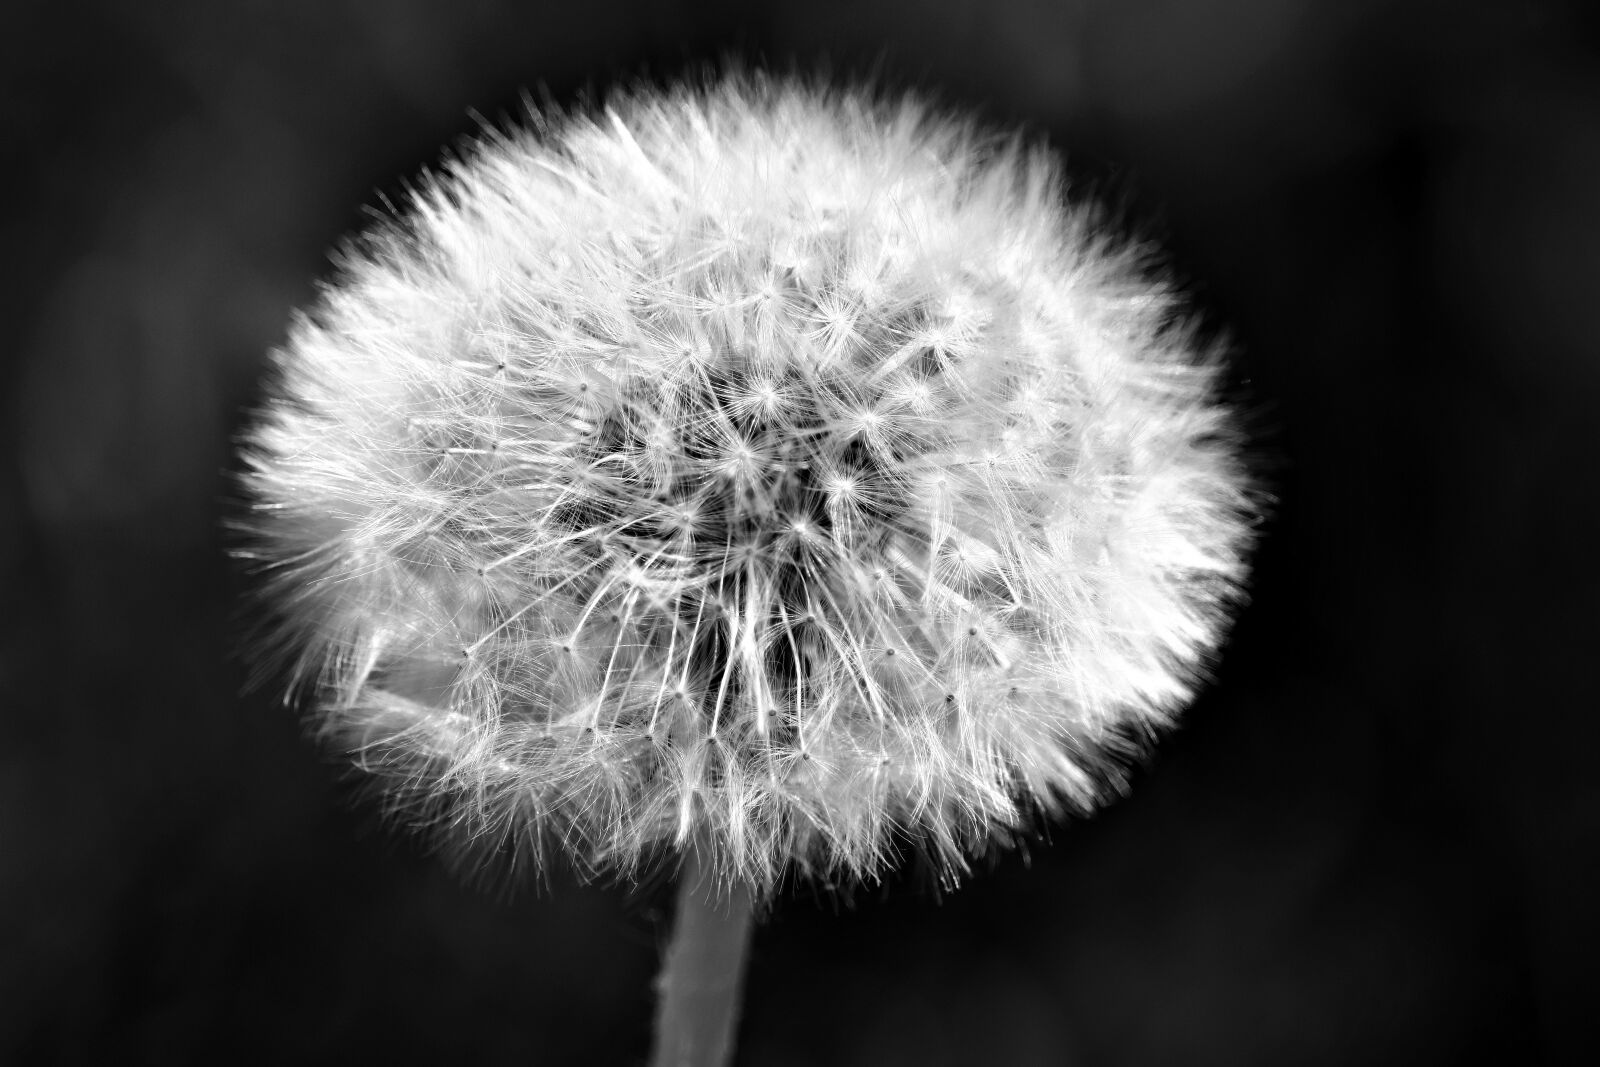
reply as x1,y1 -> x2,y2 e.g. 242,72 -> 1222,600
239,74 -> 1256,900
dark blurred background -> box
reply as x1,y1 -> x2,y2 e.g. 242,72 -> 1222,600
3,1 -> 1597,1064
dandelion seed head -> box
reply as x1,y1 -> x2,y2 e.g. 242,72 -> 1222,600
240,74 -> 1255,895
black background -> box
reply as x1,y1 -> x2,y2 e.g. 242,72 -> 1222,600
3,1 -> 1596,1064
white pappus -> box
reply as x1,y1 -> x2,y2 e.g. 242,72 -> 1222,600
239,73 -> 1257,897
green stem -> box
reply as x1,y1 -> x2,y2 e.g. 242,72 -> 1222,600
649,850 -> 755,1067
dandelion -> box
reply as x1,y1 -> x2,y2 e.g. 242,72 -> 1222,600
239,73 -> 1254,1065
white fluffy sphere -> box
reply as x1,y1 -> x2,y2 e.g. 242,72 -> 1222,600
241,75 -> 1255,894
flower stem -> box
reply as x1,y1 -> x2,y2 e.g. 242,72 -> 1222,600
650,850 -> 755,1067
